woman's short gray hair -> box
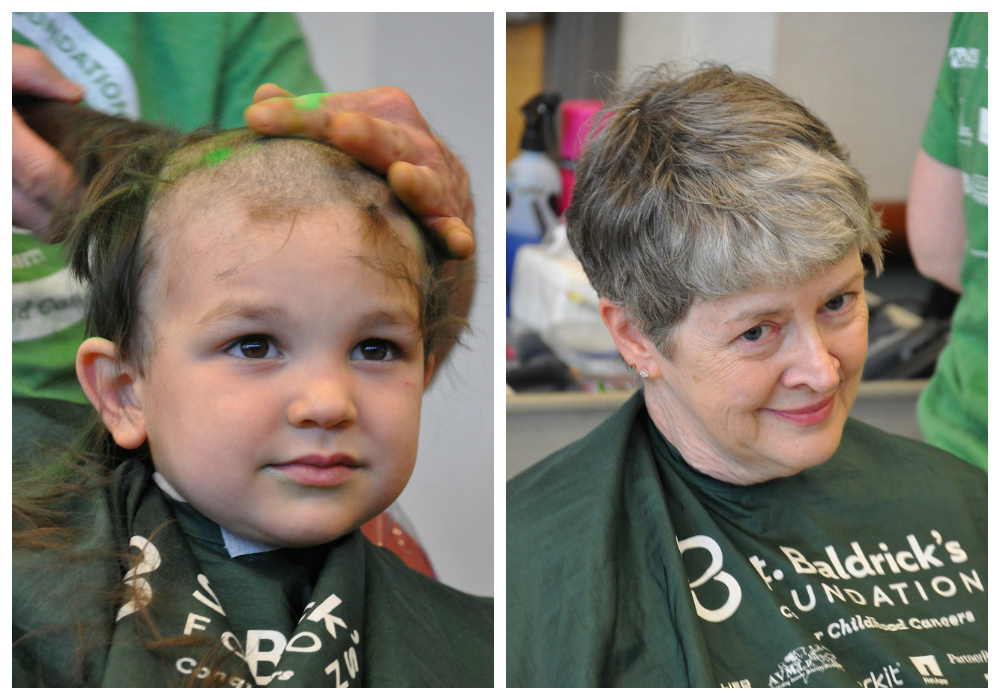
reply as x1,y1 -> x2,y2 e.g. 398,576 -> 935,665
566,64 -> 887,355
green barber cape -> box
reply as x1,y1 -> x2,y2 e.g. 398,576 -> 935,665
14,446 -> 492,686
507,392 -> 987,688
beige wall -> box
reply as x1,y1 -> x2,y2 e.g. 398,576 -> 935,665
619,13 -> 778,77
618,12 -> 953,199
774,13 -> 950,199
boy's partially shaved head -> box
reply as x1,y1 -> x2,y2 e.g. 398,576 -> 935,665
147,130 -> 431,331
149,130 -> 417,246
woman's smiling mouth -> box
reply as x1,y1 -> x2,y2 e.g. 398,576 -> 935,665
764,395 -> 836,426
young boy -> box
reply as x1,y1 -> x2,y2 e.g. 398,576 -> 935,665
13,128 -> 491,687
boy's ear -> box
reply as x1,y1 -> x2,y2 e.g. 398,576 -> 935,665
599,299 -> 663,379
76,338 -> 148,450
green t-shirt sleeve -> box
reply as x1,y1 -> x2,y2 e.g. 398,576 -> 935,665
216,13 -> 325,129
920,12 -> 987,171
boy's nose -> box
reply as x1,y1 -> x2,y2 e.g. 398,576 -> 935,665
288,376 -> 357,430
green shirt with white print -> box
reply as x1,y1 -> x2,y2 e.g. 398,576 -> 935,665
915,12 -> 987,470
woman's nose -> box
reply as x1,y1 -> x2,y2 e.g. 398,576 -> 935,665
287,372 -> 357,430
782,327 -> 841,393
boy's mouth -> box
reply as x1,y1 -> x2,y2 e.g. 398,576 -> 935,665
267,454 -> 361,487
275,453 -> 360,468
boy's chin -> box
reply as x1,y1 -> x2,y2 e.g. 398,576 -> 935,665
233,523 -> 361,549
232,515 -> 370,549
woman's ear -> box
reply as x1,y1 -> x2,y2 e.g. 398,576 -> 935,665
76,338 -> 148,450
599,299 -> 663,379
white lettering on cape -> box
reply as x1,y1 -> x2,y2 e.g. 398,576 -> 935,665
116,536 -> 162,621
677,534 -> 742,622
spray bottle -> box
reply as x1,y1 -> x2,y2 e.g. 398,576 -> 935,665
506,93 -> 561,315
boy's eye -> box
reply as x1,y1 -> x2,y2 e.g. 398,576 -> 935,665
351,338 -> 399,362
227,335 -> 279,360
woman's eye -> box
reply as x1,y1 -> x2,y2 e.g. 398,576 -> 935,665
351,338 -> 399,362
824,294 -> 850,312
227,335 -> 279,360
741,326 -> 766,342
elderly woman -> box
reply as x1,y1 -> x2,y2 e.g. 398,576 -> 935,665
506,66 -> 987,688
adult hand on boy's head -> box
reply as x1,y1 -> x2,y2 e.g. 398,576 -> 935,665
245,84 -> 475,260
12,44 -> 84,239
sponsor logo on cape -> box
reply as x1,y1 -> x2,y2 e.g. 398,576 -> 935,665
909,654 -> 948,686
861,661 -> 904,687
767,644 -> 843,688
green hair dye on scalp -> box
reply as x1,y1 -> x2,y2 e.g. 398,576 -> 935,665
200,145 -> 232,167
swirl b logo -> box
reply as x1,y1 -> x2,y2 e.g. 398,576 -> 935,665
676,534 -> 742,622
115,535 -> 162,621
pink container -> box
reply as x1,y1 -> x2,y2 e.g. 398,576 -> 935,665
558,99 -> 604,214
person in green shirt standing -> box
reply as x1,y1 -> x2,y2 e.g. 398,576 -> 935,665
907,12 -> 987,470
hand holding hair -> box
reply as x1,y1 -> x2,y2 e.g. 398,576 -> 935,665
12,94 -> 162,243
12,44 -> 85,238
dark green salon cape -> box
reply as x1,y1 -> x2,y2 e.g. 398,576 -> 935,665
13,407 -> 492,687
507,393 -> 987,688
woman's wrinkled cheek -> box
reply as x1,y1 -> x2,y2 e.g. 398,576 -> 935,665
700,351 -> 756,394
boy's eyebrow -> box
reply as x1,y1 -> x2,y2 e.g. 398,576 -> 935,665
357,308 -> 420,332
195,299 -> 284,328
195,301 -> 419,332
